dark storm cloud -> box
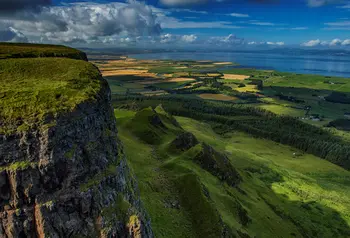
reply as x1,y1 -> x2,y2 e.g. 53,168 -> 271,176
0,0 -> 51,13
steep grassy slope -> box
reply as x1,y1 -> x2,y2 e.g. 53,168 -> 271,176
115,107 -> 350,238
0,42 -> 87,60
0,57 -> 103,134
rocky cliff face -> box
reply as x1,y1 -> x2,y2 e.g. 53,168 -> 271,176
0,77 -> 153,237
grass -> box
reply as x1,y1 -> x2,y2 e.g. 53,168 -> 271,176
256,104 -> 305,117
266,73 -> 350,92
115,112 -> 197,237
260,86 -> 349,124
198,93 -> 238,101
153,81 -> 192,89
0,42 -> 86,60
115,108 -> 350,237
0,161 -> 37,172
178,116 -> 350,237
0,57 -> 103,134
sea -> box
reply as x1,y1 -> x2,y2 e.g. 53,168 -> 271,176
128,51 -> 350,78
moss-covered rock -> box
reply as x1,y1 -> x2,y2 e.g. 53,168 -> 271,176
191,143 -> 241,187
127,106 -> 182,144
169,132 -> 199,152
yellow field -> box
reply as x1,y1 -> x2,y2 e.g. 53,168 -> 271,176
223,74 -> 250,80
207,73 -> 222,77
235,85 -> 259,93
168,77 -> 195,82
213,62 -> 233,65
198,93 -> 238,101
140,90 -> 168,96
101,70 -> 158,78
138,77 -> 196,85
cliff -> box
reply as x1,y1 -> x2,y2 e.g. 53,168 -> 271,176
0,45 -> 152,237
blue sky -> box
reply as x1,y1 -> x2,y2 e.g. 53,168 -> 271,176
1,0 -> 350,48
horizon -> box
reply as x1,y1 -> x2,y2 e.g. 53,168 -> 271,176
0,0 -> 350,50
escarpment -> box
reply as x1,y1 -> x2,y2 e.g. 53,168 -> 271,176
0,48 -> 153,237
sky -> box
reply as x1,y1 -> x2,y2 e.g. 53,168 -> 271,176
0,0 -> 350,49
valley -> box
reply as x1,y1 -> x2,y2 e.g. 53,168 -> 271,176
92,55 -> 350,237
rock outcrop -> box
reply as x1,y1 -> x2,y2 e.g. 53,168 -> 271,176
0,75 -> 153,237
169,132 -> 199,152
193,143 -> 241,187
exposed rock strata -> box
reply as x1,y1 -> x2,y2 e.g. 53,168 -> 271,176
0,77 -> 153,237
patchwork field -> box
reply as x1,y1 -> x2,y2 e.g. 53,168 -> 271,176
92,56 -> 350,133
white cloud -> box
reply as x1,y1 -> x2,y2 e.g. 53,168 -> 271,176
208,34 -> 244,45
0,1 -> 161,45
0,27 -> 28,42
307,0 -> 341,7
302,38 -> 350,47
339,4 -> 350,8
160,17 -> 242,29
329,38 -> 342,46
160,33 -> 198,44
342,39 -> 350,45
160,0 -> 208,6
291,27 -> 309,30
325,21 -> 350,26
275,42 -> 285,46
276,27 -> 309,30
324,21 -> 350,30
248,41 -> 284,46
249,21 -> 275,26
301,39 -> 321,46
160,33 -> 174,43
229,13 -> 249,18
181,34 -> 197,43
324,27 -> 350,30
171,8 -> 208,14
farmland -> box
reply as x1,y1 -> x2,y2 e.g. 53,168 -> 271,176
92,56 -> 350,130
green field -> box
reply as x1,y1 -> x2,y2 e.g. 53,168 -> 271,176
115,107 -> 350,238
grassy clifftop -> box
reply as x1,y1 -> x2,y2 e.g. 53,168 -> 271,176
0,57 -> 103,134
0,42 -> 87,60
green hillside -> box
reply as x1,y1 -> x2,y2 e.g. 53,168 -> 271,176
115,107 -> 350,238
